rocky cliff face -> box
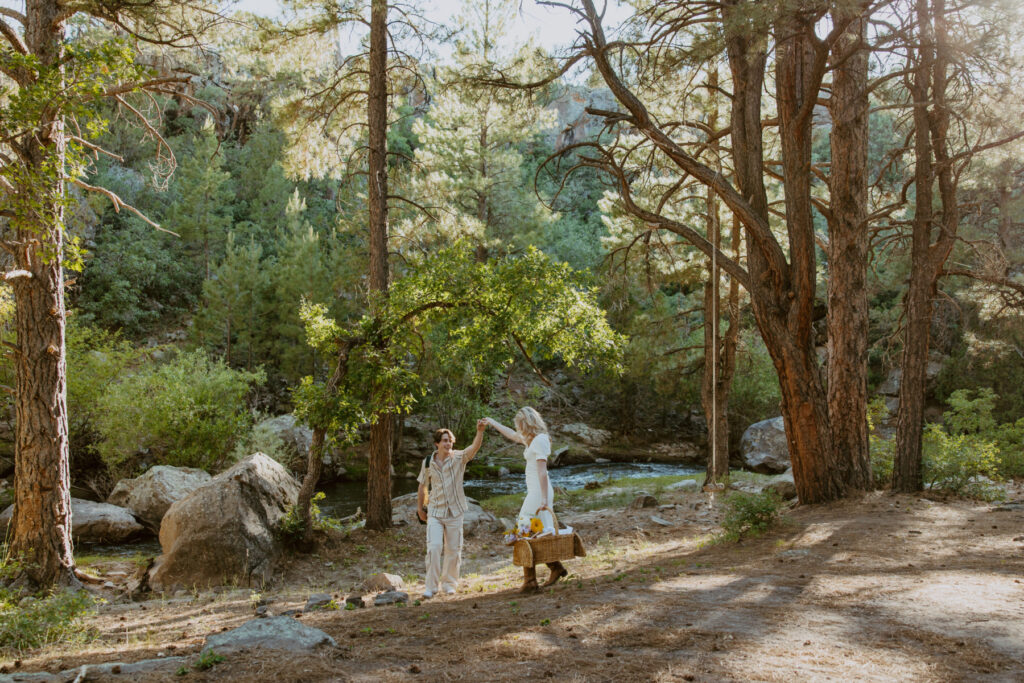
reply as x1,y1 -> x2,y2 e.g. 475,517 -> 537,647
541,85 -> 619,150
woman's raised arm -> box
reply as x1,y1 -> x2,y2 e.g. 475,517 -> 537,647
484,417 -> 525,445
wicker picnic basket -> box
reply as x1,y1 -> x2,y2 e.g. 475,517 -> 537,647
511,507 -> 586,568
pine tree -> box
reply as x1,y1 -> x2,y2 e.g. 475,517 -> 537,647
166,119 -> 234,279
402,0 -> 555,258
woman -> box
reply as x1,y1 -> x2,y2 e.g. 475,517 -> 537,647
485,407 -> 568,593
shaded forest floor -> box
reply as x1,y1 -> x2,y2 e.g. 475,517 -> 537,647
4,486 -> 1023,682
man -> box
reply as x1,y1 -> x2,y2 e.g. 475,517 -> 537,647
417,420 -> 487,598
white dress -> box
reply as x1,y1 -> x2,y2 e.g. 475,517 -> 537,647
518,433 -> 555,532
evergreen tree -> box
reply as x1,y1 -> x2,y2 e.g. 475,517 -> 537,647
165,119 -> 234,279
194,232 -> 267,370
401,0 -> 555,258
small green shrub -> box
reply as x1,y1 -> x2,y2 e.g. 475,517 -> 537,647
0,589 -> 96,652
194,650 -> 225,671
229,417 -> 287,466
867,397 -> 894,487
922,425 -> 1005,501
277,491 -> 342,543
718,490 -> 784,542
936,388 -> 1024,481
93,349 -> 265,477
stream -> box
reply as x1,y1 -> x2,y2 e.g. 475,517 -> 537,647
318,461 -> 700,518
79,461 -> 700,559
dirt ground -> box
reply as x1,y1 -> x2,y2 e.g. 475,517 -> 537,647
3,486 -> 1023,682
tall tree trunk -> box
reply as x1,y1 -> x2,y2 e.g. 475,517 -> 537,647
768,11 -> 845,503
6,0 -> 77,588
365,0 -> 393,531
826,8 -> 873,490
701,67 -> 735,486
583,0 -> 868,504
894,0 -> 958,491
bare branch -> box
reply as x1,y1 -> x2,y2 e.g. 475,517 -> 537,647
70,179 -> 179,236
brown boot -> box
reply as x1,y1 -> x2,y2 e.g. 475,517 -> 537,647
519,566 -> 539,593
542,562 -> 568,587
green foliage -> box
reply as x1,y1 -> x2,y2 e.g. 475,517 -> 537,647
65,320 -> 150,469
0,588 -> 96,653
277,492 -> 342,543
165,119 -> 235,277
295,245 -> 624,447
74,217 -> 201,336
194,650 -> 225,671
230,418 -> 288,466
922,425 -> 1005,501
718,490 -> 785,542
726,332 -> 782,428
934,339 -> 1024,424
92,350 -> 265,476
867,397 -> 894,486
936,388 -> 1024,480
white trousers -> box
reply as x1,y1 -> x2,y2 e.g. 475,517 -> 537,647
425,512 -> 464,593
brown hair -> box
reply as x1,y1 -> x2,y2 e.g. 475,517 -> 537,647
432,428 -> 455,445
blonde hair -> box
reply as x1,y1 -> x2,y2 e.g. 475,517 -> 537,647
514,406 -> 548,440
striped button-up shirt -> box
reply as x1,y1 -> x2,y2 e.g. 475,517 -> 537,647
417,450 -> 469,518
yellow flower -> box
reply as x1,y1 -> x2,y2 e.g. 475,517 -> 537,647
529,517 -> 544,534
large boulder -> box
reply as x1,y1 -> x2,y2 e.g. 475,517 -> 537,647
148,453 -> 300,592
202,616 -> 335,654
559,423 -> 611,448
739,417 -> 791,474
0,498 -> 143,543
107,466 -> 212,531
390,492 -> 497,536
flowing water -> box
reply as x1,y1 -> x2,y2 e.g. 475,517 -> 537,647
80,461 -> 700,558
318,461 -> 699,518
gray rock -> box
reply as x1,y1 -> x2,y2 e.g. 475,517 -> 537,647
361,572 -> 404,593
0,657 -> 190,682
667,479 -> 699,492
373,590 -> 409,606
202,616 -> 336,654
108,465 -> 212,531
559,423 -> 611,447
258,414 -> 313,458
345,595 -> 366,609
0,498 -> 143,544
878,368 -> 902,396
391,492 -> 496,536
650,516 -> 673,527
628,495 -> 659,510
763,473 -> 798,500
544,85 -> 619,150
148,453 -> 300,592
739,417 -> 791,474
305,593 -> 333,611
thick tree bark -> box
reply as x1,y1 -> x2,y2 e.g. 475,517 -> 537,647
6,0 -> 78,588
826,9 -> 873,490
365,0 -> 393,531
579,0 -> 870,503
894,0 -> 958,492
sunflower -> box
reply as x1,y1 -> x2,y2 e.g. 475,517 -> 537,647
529,516 -> 544,534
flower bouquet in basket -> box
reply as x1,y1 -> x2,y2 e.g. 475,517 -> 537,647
507,508 -> 587,568
503,516 -> 544,545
